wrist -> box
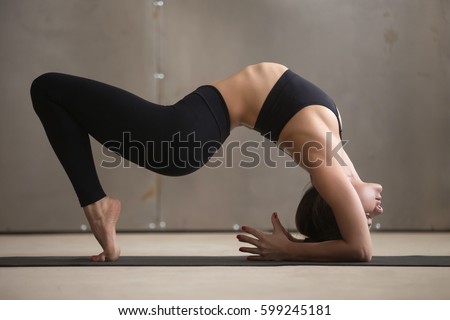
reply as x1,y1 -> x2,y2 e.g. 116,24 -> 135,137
285,240 -> 302,260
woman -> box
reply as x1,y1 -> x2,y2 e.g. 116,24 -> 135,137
31,62 -> 383,262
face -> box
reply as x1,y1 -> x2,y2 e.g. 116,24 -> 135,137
353,181 -> 383,229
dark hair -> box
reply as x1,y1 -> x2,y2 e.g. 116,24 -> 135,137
295,185 -> 342,242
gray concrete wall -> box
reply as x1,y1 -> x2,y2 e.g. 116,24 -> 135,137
159,0 -> 450,231
0,0 -> 449,232
0,0 -> 158,231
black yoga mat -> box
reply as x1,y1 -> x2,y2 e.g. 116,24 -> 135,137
1,255 -> 449,267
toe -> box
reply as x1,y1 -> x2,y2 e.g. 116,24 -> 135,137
91,253 -> 106,262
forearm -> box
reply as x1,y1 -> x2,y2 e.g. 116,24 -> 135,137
286,239 -> 372,262
238,215 -> 372,262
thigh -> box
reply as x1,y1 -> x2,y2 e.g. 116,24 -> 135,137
39,73 -> 223,174
41,73 -> 174,144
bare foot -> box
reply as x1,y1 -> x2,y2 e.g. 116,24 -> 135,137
83,196 -> 121,262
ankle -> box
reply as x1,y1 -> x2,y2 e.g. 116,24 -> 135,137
83,196 -> 110,219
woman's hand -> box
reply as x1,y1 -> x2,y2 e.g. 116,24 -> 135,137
237,212 -> 297,261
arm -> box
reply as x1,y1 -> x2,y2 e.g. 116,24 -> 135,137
239,132 -> 372,262
306,159 -> 372,261
239,211 -> 371,262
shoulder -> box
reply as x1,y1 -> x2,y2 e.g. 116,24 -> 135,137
278,106 -> 341,160
279,105 -> 341,148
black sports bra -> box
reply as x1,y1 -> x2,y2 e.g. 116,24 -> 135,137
254,69 -> 343,142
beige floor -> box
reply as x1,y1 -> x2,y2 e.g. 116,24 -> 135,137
1,232 -> 450,299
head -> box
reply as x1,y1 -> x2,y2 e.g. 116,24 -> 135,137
296,181 -> 383,242
295,186 -> 342,242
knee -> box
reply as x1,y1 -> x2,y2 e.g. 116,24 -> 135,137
30,73 -> 55,97
30,72 -> 59,111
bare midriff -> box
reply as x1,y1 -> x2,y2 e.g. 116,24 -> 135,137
211,62 -> 355,176
210,62 -> 288,130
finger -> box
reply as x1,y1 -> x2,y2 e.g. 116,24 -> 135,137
272,212 -> 292,237
242,226 -> 265,239
271,212 -> 282,232
272,212 -> 288,235
239,247 -> 260,255
237,234 -> 260,247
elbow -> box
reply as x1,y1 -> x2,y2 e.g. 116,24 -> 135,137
359,249 -> 372,262
350,244 -> 372,262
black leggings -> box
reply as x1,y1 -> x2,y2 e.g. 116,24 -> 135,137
31,73 -> 230,206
